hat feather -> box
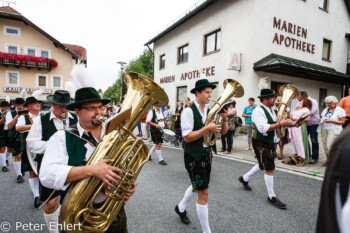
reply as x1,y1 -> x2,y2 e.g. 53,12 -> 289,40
32,89 -> 43,99
259,77 -> 269,90
20,89 -> 27,100
66,60 -> 95,97
5,96 -> 10,103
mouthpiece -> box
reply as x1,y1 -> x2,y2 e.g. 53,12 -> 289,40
96,115 -> 105,122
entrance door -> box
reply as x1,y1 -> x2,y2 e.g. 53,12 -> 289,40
271,81 -> 288,96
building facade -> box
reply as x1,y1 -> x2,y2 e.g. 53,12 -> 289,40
0,6 -> 86,102
145,0 -> 350,114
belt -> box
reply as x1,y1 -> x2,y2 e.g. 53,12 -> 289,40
158,119 -> 164,122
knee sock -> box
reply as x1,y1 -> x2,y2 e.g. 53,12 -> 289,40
149,146 -> 155,156
178,185 -> 197,213
29,177 -> 40,198
243,165 -> 261,182
44,206 -> 60,233
0,153 -> 6,167
196,203 -> 211,233
156,149 -> 163,161
264,174 -> 276,198
14,161 -> 22,176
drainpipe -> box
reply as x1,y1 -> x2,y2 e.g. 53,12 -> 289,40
146,44 -> 154,80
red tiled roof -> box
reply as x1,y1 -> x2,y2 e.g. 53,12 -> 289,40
0,6 -> 20,15
63,44 -> 87,60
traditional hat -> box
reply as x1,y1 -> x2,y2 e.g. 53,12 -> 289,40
66,87 -> 110,111
47,90 -> 73,106
257,89 -> 277,99
0,101 -> 10,107
24,96 -> 42,107
14,98 -> 25,105
190,79 -> 216,94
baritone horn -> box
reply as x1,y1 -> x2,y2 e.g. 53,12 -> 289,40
203,79 -> 244,146
60,72 -> 169,232
277,84 -> 300,138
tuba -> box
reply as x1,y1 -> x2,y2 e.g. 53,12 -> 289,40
203,79 -> 244,146
276,84 -> 300,138
60,72 -> 168,232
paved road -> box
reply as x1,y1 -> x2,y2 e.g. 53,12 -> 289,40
0,145 -> 322,233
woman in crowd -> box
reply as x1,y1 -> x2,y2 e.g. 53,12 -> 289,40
274,96 -> 291,160
220,101 -> 237,154
242,97 -> 256,151
289,99 -> 312,167
318,96 -> 346,167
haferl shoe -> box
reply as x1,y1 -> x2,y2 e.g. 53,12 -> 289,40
175,205 -> 190,224
149,156 -> 152,161
159,160 -> 167,165
309,159 -> 318,164
2,166 -> 8,172
17,175 -> 24,183
267,196 -> 287,209
238,176 -> 252,191
34,197 -> 42,209
6,160 -> 9,166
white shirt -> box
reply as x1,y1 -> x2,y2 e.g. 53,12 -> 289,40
181,100 -> 210,147
5,110 -> 17,130
16,112 -> 40,133
39,122 -> 105,191
252,104 -> 280,144
319,106 -> 346,135
26,111 -> 75,154
146,108 -> 165,128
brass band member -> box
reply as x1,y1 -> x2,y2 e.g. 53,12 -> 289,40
175,79 -> 228,233
0,101 -> 10,172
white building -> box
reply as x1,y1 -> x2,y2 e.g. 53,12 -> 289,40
145,0 -> 350,114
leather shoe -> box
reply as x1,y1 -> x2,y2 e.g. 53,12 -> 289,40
309,159 -> 317,164
34,197 -> 42,209
238,176 -> 252,191
2,166 -> 8,172
175,205 -> 190,224
6,160 -> 9,166
267,196 -> 287,209
17,175 -> 24,183
149,156 -> 152,161
159,160 -> 167,165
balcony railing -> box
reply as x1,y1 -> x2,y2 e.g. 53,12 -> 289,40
0,52 -> 58,71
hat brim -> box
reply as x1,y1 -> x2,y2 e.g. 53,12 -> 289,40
47,95 -> 74,106
257,93 -> 277,99
66,98 -> 111,111
190,84 -> 217,94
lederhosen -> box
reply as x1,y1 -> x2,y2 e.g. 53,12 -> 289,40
60,125 -> 128,233
38,112 -> 78,202
150,109 -> 164,144
8,111 -> 21,155
174,107 -> 183,142
20,114 -> 35,172
251,106 -> 278,171
316,126 -> 350,233
0,112 -> 6,148
183,104 -> 216,191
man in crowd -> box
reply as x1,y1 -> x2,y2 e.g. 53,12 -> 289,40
0,101 -> 10,172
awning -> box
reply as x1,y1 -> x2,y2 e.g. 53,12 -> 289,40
253,54 -> 350,85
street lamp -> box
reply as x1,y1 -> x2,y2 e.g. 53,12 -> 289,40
117,61 -> 127,103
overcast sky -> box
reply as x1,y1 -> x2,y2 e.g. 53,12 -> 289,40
12,0 -> 200,91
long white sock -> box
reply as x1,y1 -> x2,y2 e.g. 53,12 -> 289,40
243,165 -> 261,182
14,161 -> 22,176
156,149 -> 163,161
149,146 -> 155,155
178,185 -> 197,212
33,177 -> 40,197
264,174 -> 276,198
29,178 -> 40,198
0,153 -> 6,167
6,152 -> 11,159
196,203 -> 211,233
44,206 -> 61,233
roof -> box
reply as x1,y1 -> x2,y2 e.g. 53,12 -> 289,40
0,6 -> 86,62
253,54 -> 350,84
63,44 -> 87,60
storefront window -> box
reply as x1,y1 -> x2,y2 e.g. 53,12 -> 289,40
177,86 -> 187,103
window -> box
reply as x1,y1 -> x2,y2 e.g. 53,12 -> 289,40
177,86 -> 187,103
26,48 -> 36,56
210,82 -> 219,102
319,0 -> 328,11
40,49 -> 50,58
322,39 -> 331,61
3,26 -> 20,36
51,75 -> 62,88
160,54 -> 165,69
6,44 -> 18,53
204,29 -> 221,55
178,44 -> 189,64
319,88 -> 327,112
36,74 -> 48,88
6,71 -> 19,86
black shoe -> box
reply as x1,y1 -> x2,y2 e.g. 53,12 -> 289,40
149,156 -> 152,161
17,175 -> 24,183
175,205 -> 190,224
267,196 -> 287,209
2,166 -> 8,172
159,160 -> 167,165
6,160 -> 9,166
238,176 -> 252,191
34,197 -> 42,209
309,159 -> 317,164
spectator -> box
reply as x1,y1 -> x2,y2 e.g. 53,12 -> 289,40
338,87 -> 350,128
185,97 -> 191,108
242,97 -> 256,151
289,99 -> 312,167
172,102 -> 184,146
300,91 -> 320,164
141,112 -> 149,140
163,105 -> 172,129
137,121 -> 142,137
220,101 -> 237,154
319,96 -> 346,167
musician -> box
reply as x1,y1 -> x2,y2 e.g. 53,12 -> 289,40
0,101 -> 10,172
6,97 -> 25,183
16,96 -> 42,208
39,87 -> 135,233
175,79 -> 228,233
26,90 -> 78,233
238,89 -> 298,209
146,105 -> 167,165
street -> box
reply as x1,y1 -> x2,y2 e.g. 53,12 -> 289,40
0,144 -> 322,233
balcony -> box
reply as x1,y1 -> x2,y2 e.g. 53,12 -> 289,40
0,52 -> 58,71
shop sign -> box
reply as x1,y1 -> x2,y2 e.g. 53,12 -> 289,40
3,86 -> 22,92
160,75 -> 175,84
180,66 -> 215,81
227,52 -> 241,71
3,87 -> 52,94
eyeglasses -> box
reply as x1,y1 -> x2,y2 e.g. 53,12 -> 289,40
80,105 -> 105,111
